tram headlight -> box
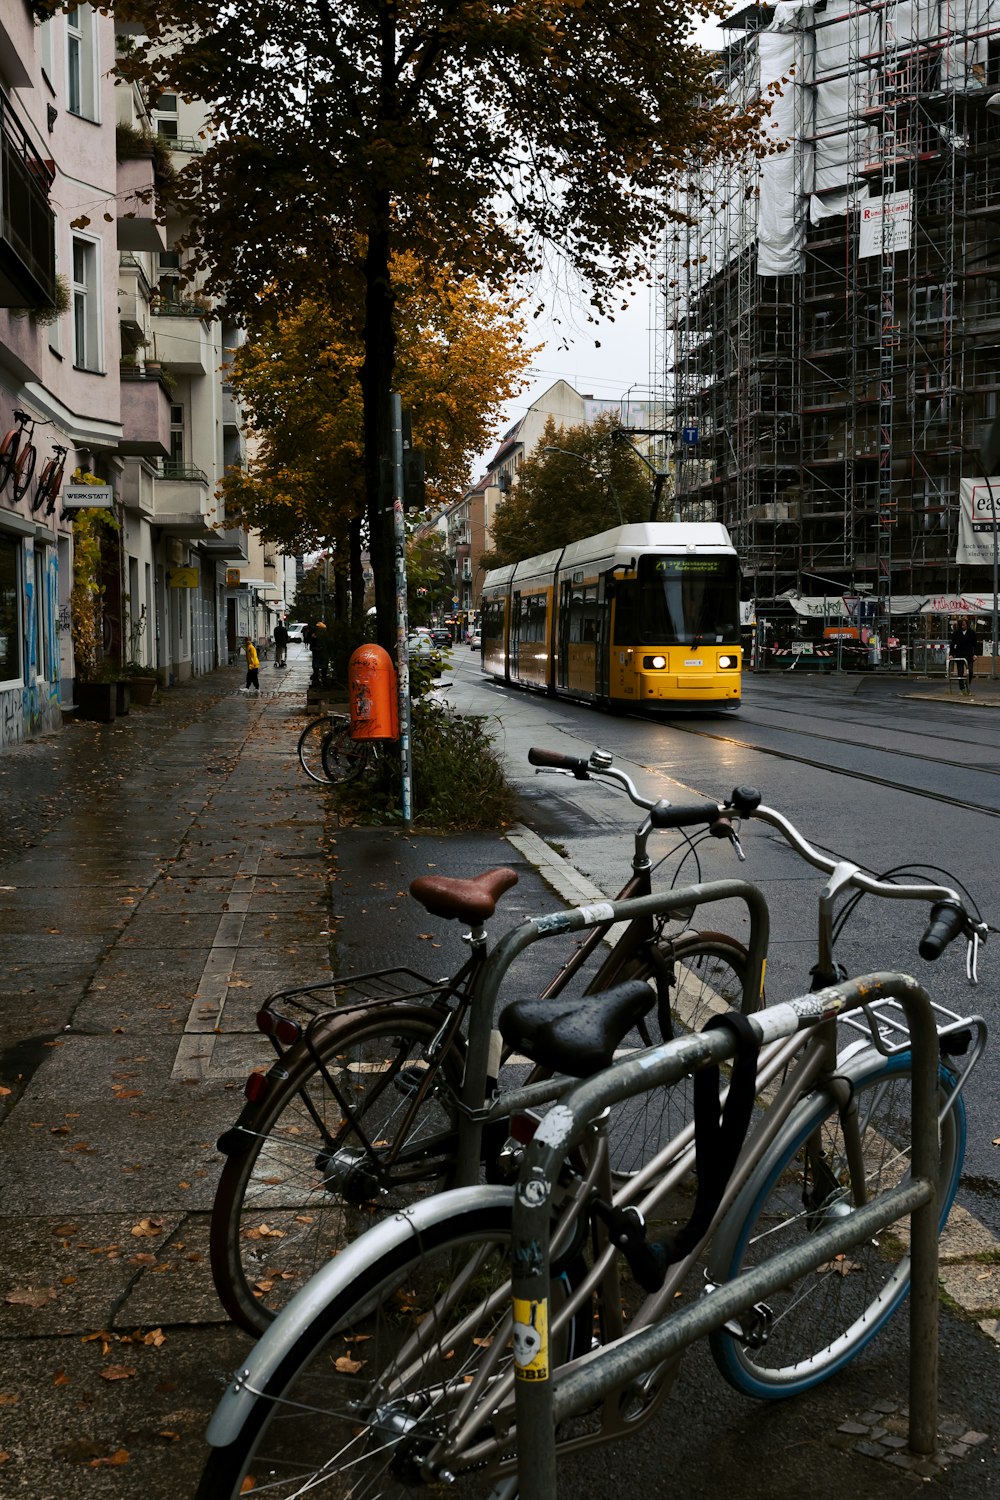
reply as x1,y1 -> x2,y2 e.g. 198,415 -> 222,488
719,655 -> 737,669
643,655 -> 667,670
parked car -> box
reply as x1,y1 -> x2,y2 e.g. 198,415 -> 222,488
430,627 -> 452,648
469,630 -> 482,650
406,632 -> 443,674
285,625 -> 303,643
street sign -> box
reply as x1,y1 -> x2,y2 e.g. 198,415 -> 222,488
62,484 -> 114,508
682,426 -> 699,445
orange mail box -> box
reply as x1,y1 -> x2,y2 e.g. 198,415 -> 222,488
348,644 -> 399,740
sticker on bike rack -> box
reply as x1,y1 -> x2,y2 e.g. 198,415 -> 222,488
517,1172 -> 551,1208
532,1103 -> 575,1150
533,902 -> 615,933
512,1297 -> 549,1381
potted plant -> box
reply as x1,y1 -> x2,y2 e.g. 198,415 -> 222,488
70,499 -> 120,722
120,604 -> 162,706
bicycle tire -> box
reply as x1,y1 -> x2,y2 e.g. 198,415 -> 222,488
707,1051 -> 965,1398
33,458 -> 64,516
320,717 -> 373,784
601,930 -> 752,1180
198,1197 -> 591,1500
210,1004 -> 464,1334
296,714 -> 343,783
11,441 -> 36,502
0,430 -> 20,491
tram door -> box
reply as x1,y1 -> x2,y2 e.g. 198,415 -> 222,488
595,574 -> 612,700
557,580 -> 572,689
510,591 -> 521,678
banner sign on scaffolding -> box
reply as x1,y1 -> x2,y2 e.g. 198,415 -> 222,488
859,190 -> 911,257
957,477 -> 1000,566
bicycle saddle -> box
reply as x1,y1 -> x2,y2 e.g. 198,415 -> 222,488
499,979 -> 654,1079
409,866 -> 519,924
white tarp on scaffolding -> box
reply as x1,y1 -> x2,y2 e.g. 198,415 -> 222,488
757,2 -> 814,275
921,592 -> 1000,613
958,477 -> 1000,565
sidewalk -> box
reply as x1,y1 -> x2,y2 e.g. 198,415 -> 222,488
0,657 -> 996,1499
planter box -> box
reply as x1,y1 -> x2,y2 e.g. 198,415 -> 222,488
75,682 -> 116,723
127,676 -> 157,707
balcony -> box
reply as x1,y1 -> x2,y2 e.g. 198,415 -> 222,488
116,154 -> 167,253
151,300 -> 213,373
153,462 -> 214,535
201,523 -> 250,561
119,369 -> 171,457
0,90 -> 56,310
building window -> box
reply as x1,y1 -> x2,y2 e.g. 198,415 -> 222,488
66,7 -> 98,121
72,236 -> 101,370
169,404 -> 184,466
0,534 -> 22,683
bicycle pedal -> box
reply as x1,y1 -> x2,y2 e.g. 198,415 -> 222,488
393,1063 -> 431,1095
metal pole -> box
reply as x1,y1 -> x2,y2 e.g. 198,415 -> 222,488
390,393 -> 413,828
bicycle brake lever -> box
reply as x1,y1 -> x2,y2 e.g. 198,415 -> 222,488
967,928 -> 981,985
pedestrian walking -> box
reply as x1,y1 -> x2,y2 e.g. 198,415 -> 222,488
309,620 -> 330,688
244,637 -> 260,693
273,618 -> 289,668
949,615 -> 978,693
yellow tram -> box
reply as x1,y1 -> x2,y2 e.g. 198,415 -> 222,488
480,523 -> 742,711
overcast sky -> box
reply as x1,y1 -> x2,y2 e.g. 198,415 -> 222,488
477,13 -> 727,471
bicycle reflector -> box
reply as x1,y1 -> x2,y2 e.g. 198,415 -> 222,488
244,1070 -> 269,1103
256,1006 -> 303,1046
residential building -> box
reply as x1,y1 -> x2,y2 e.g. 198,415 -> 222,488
659,1 -> 1000,645
0,6 -> 292,753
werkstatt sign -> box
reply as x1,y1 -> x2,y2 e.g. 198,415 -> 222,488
169,566 -> 199,588
62,484 -> 114,509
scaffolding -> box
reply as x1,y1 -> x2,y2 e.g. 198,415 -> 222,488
661,1 -> 1000,618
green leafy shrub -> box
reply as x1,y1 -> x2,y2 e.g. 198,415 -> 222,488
344,697 -> 516,831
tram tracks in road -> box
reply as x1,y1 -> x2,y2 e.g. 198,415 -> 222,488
740,695 -> 1000,765
658,721 -> 1000,820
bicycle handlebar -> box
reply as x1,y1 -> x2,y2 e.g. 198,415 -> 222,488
527,745 -> 987,957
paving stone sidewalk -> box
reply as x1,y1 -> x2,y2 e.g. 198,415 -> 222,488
0,658 -> 996,1499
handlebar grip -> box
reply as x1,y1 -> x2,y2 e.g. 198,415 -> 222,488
918,901 -> 966,960
649,800 -> 724,830
528,746 -> 591,779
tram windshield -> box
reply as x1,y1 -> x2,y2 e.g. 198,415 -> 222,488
614,555 -> 740,647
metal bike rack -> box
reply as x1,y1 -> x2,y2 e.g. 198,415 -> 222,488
507,972 -> 945,1500
454,878 -> 770,1190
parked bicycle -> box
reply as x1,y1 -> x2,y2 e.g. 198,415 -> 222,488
0,409 -> 38,502
297,710 -> 380,786
197,759 -> 987,1497
210,752 -> 758,1332
33,443 -> 68,518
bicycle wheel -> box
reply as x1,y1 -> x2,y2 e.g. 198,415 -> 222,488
707,1051 -> 965,1398
0,431 -> 19,491
601,931 -> 752,1180
321,718 -> 373,784
198,1196 -> 591,1500
11,441 -> 36,502
211,1005 -> 464,1334
297,715 -> 342,783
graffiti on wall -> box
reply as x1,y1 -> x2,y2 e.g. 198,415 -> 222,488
1,536 -> 61,750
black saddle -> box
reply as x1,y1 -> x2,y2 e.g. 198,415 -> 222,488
499,980 -> 655,1079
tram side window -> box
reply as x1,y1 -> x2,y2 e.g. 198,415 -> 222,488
568,585 -> 598,643
517,593 -> 546,643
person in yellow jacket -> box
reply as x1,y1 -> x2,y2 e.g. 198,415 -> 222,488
244,637 -> 260,693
